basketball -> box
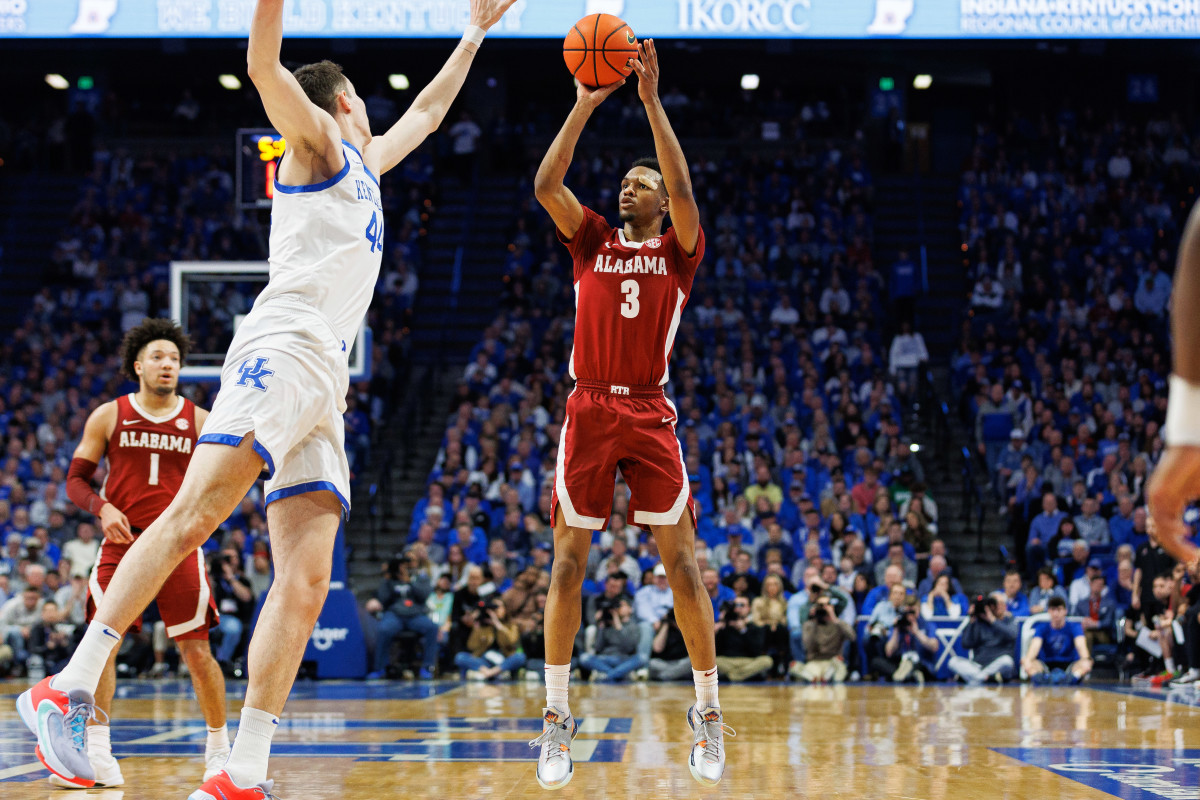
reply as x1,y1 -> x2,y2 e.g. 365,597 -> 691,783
563,13 -> 638,89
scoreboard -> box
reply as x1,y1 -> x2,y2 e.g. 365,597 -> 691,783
236,128 -> 286,211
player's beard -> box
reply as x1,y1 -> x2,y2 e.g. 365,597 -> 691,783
618,209 -> 635,222
147,378 -> 176,397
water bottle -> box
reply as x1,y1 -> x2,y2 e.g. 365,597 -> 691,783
27,654 -> 45,682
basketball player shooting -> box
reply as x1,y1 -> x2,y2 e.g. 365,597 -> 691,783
57,319 -> 229,789
530,39 -> 732,790
1148,201 -> 1200,572
17,0 -> 516,796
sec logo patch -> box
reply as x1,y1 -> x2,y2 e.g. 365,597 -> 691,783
645,238 -> 662,249
176,418 -> 189,430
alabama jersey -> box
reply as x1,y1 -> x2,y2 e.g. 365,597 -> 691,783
558,206 -> 705,387
256,139 -> 384,353
102,394 -> 197,530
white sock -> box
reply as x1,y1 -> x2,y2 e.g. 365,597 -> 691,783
693,666 -> 719,711
87,724 -> 112,758
544,664 -> 570,718
207,724 -> 230,755
224,708 -> 277,787
1166,657 -> 1177,672
53,622 -> 121,694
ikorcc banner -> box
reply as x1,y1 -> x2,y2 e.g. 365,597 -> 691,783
2,0 -> 1198,38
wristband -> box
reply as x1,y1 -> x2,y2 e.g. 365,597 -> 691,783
1165,374 -> 1200,446
462,25 -> 486,47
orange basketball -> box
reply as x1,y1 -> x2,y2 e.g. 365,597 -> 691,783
563,13 -> 638,89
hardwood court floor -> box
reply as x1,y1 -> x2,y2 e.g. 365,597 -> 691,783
4,679 -> 1200,799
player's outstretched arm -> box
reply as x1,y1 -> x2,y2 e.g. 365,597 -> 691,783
247,0 -> 343,177
534,78 -> 626,239
1148,201 -> 1200,570
366,0 -> 517,177
66,402 -> 133,544
631,39 -> 700,256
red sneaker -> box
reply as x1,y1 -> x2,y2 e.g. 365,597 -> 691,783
188,770 -> 275,800
15,676 -> 98,788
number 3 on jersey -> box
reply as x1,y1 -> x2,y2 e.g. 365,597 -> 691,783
364,211 -> 384,253
620,279 -> 640,319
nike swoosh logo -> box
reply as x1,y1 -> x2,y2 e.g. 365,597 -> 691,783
704,669 -> 716,677
102,628 -> 119,640
662,416 -> 675,424
605,242 -> 612,249
121,419 -> 141,425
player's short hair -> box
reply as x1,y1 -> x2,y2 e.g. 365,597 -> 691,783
293,60 -> 348,116
1047,595 -> 1067,610
120,318 -> 191,382
630,156 -> 667,196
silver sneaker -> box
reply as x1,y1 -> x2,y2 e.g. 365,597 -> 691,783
529,707 -> 577,790
687,705 -> 734,786
49,750 -> 124,789
16,680 -> 102,787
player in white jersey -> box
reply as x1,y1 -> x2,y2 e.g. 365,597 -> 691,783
17,0 -> 517,796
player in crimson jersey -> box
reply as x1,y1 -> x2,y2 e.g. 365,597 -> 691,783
59,318 -> 229,787
529,40 -> 731,790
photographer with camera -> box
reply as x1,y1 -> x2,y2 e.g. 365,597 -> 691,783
948,594 -> 1019,685
794,588 -> 856,683
870,596 -> 939,683
210,547 -> 255,673
28,599 -> 72,675
365,553 -> 439,680
649,608 -> 692,680
714,596 -> 774,682
453,595 -> 527,681
580,597 -> 646,682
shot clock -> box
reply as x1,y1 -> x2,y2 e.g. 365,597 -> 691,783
236,128 -> 286,210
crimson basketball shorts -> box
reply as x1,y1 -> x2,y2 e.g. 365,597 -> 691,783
87,531 -> 218,641
552,381 -> 697,531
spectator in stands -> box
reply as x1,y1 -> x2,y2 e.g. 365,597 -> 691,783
0,585 -> 43,676
949,594 -> 1018,685
245,544 -> 273,599
1074,497 -> 1111,549
365,554 -> 438,680
1068,557 -> 1105,609
1028,566 -> 1068,614
1072,571 -> 1116,652
714,596 -> 774,682
1026,491 -> 1067,575
60,522 -> 98,579
1134,522 -> 1175,616
975,383 -> 1019,492
454,595 -> 526,681
27,599 -> 71,675
1022,596 -> 1092,685
595,536 -> 641,588
916,555 -> 963,598
744,464 -> 783,511
579,597 -> 645,683
1000,569 -> 1030,616
920,573 -> 969,619
875,542 -> 916,588
871,596 -> 938,683
792,589 -> 855,683
704,567 -> 738,620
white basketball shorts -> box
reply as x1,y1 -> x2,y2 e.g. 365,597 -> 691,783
198,294 -> 351,514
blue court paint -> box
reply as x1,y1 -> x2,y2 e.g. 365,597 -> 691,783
994,747 -> 1200,799
1,680 -> 461,702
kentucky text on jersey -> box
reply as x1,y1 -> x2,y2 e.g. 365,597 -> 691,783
593,254 -> 668,275
355,179 -> 382,210
117,430 -> 194,454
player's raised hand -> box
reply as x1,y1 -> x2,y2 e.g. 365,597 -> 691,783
630,38 -> 660,104
576,77 -> 626,108
1147,446 -> 1200,570
469,0 -> 519,31
99,502 -> 134,544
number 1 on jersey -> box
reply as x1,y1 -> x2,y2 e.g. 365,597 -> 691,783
365,211 -> 384,253
620,279 -> 640,319
148,453 -> 160,486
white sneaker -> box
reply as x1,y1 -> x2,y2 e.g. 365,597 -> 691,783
687,705 -> 734,786
465,670 -> 486,682
49,751 -> 124,788
893,654 -> 915,683
632,668 -> 649,682
203,742 -> 231,782
524,669 -> 542,683
529,707 -> 577,790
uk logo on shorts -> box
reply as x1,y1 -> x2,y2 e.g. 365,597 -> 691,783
236,357 -> 274,392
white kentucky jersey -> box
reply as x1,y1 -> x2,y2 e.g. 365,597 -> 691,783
256,139 -> 384,350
